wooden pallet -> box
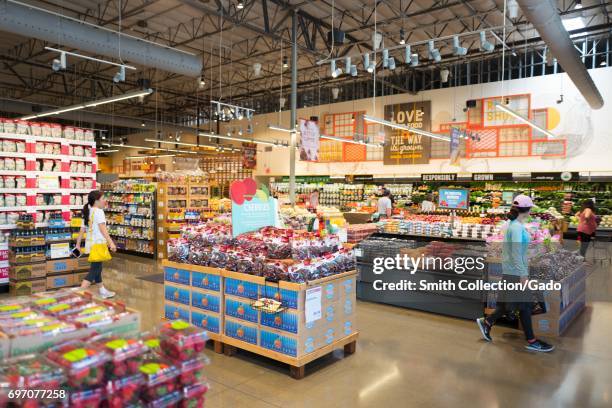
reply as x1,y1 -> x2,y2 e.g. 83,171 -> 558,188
220,332 -> 358,379
206,331 -> 224,354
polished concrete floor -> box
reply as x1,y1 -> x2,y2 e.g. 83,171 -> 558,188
100,244 -> 612,408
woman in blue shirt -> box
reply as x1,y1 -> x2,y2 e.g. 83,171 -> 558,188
477,195 -> 554,352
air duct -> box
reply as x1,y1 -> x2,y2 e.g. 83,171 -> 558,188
516,0 -> 604,109
0,0 -> 202,77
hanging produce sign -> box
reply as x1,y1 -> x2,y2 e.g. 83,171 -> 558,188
438,188 -> 469,210
383,101 -> 432,164
421,173 -> 457,182
242,143 -> 257,169
531,172 -> 579,181
230,178 -> 276,237
345,175 -> 373,183
280,176 -> 330,183
298,118 -> 320,161
472,173 -> 514,181
449,127 -> 461,165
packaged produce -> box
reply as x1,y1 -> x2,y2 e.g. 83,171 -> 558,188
138,355 -> 180,403
67,388 -> 104,408
46,340 -> 109,389
157,320 -> 208,361
106,372 -> 145,408
93,336 -> 148,379
180,382 -> 209,408
0,354 -> 65,391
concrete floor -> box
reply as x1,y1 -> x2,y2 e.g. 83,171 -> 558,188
101,245 -> 612,408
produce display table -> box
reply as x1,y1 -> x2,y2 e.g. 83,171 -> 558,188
162,260 -> 358,379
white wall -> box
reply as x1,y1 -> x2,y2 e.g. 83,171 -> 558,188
243,67 -> 612,177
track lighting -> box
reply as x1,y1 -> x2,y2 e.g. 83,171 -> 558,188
388,57 -> 396,70
399,28 -> 406,45
236,109 -> 244,120
507,0 -> 519,19
198,76 -> 206,89
141,121 -> 146,127
350,65 -> 358,76
253,62 -> 262,76
410,53 -> 419,67
279,97 -> 286,109
364,54 -> 375,73
428,41 -> 441,63
330,60 -> 342,78
404,45 -> 411,63
453,36 -> 468,56
382,49 -> 389,68
113,66 -> 126,83
480,31 -> 494,53
332,87 -> 340,100
237,1 -> 244,9
574,0 -> 582,9
440,68 -> 450,83
373,31 -> 383,50
283,56 -> 288,68
345,57 -> 351,73
51,52 -> 66,72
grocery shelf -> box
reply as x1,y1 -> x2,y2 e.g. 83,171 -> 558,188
0,222 -> 49,230
109,233 -> 154,241
0,204 -> 83,212
0,170 -> 96,178
0,151 -> 97,162
0,188 -> 92,194
0,132 -> 96,146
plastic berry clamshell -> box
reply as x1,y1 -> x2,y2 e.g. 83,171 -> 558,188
67,387 -> 104,408
180,382 -> 209,408
174,355 -> 209,386
157,320 -> 208,361
93,336 -> 149,379
105,372 -> 145,408
45,340 -> 110,389
0,301 -> 31,318
144,390 -> 182,408
138,356 -> 181,403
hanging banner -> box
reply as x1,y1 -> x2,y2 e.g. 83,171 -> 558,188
230,178 -> 276,237
299,118 -> 320,161
449,127 -> 461,165
242,143 -> 257,169
472,173 -> 514,181
422,173 -> 457,182
383,101 -> 432,165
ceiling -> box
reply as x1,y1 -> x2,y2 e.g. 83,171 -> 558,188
0,0 -> 610,129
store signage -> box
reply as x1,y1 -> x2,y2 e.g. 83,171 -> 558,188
345,175 -> 373,183
241,142 -> 257,169
298,118 -> 320,161
449,127 -> 461,165
531,172 -> 579,181
280,176 -> 330,183
483,95 -> 530,127
472,173 -> 514,181
438,188 -> 469,210
383,101 -> 432,164
421,173 -> 457,182
230,178 -> 276,237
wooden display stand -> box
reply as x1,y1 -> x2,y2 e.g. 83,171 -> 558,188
162,260 -> 358,378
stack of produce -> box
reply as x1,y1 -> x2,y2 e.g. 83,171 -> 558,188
280,206 -> 316,230
346,224 -> 378,243
167,223 -> 354,283
529,249 -> 584,281
0,319 -> 209,407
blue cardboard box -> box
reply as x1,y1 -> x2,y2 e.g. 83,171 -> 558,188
225,296 -> 258,323
191,310 -> 221,334
225,278 -> 259,299
164,284 -> 190,306
192,271 -> 221,292
164,301 -> 190,322
164,267 -> 190,286
225,317 -> 258,345
191,289 -> 221,313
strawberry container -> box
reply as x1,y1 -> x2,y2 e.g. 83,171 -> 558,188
144,390 -> 182,408
138,355 -> 180,403
174,356 -> 208,386
179,382 -> 209,408
46,340 -> 109,389
157,320 -> 208,361
93,336 -> 149,379
105,372 -> 145,408
68,388 -> 104,408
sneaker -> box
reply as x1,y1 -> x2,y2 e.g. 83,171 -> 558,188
525,340 -> 555,353
99,286 -> 116,299
476,317 -> 492,342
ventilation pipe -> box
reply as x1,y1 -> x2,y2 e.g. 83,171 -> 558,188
0,0 -> 202,77
516,0 -> 604,109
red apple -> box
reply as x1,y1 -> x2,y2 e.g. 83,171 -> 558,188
243,178 -> 257,200
230,181 -> 246,205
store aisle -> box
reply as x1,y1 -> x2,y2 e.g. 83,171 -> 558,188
104,251 -> 612,408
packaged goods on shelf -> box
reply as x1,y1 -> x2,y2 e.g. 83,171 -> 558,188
346,223 -> 378,243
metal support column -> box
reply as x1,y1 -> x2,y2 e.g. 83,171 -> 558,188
289,10 -> 298,206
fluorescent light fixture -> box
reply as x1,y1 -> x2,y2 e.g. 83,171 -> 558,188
364,115 -> 451,141
96,149 -> 119,154
109,144 -> 154,150
126,154 -> 176,159
267,124 -> 298,133
199,132 -> 285,147
494,103 -> 556,138
320,134 -> 383,147
21,89 -> 153,120
562,17 -> 585,31
44,47 -> 137,70
143,139 -> 216,150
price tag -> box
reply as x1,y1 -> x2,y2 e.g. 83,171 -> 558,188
354,248 -> 363,258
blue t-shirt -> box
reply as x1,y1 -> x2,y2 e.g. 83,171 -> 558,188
502,220 -> 530,277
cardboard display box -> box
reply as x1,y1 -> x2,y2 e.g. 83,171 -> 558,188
9,262 -> 47,281
191,288 -> 222,314
9,279 -> 46,296
225,316 -> 258,346
46,273 -> 77,289
191,309 -> 222,335
164,300 -> 190,322
46,258 -> 77,275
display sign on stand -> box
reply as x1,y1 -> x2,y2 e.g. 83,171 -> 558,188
230,178 -> 277,237
438,188 -> 469,210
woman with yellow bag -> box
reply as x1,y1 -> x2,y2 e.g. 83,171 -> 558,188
74,190 -> 117,298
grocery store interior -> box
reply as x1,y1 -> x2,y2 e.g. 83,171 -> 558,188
0,0 -> 612,406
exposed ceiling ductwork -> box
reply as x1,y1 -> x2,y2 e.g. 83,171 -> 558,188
0,0 -> 202,77
517,0 -> 604,109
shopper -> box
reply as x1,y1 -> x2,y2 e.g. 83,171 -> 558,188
476,194 -> 554,352
75,190 -> 117,299
377,190 -> 393,219
421,194 -> 436,212
309,189 -> 320,209
378,183 -> 394,205
576,199 -> 597,258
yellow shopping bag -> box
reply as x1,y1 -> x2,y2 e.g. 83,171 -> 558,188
88,243 -> 112,263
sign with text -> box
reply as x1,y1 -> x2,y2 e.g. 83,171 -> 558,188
242,143 -> 257,169
383,101 -> 432,164
472,173 -> 514,181
531,172 -> 579,181
438,188 -> 469,210
230,178 -> 276,237
299,118 -> 320,161
421,173 -> 457,182
483,95 -> 530,127
449,127 -> 461,165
